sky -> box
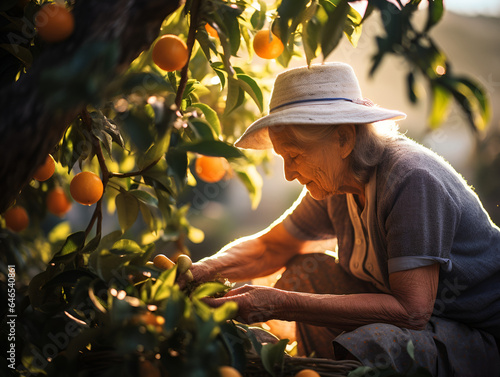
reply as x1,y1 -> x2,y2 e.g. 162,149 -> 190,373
446,0 -> 500,16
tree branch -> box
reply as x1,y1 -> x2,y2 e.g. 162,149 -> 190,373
0,0 -> 183,213
175,0 -> 201,110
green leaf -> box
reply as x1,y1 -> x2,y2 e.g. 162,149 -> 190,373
428,81 -> 452,129
188,118 -> 217,140
276,0 -> 310,44
425,0 -> 444,32
162,285 -> 186,332
344,4 -> 363,48
236,74 -> 264,113
139,202 -> 157,233
191,282 -> 230,300
110,239 -> 143,255
211,63 -> 227,89
320,0 -> 350,60
190,103 -> 221,136
250,1 -> 267,30
118,108 -> 155,153
444,76 -> 491,131
235,165 -> 263,209
137,129 -> 170,170
166,148 -> 188,191
175,140 -> 245,158
213,301 -> 238,322
261,339 -> 288,377
407,71 -> 418,104
303,16 -> 321,67
53,231 -> 86,258
219,2 -> 243,55
225,76 -> 243,115
151,266 -> 178,301
116,192 -> 140,232
129,189 -> 159,207
98,230 -> 124,251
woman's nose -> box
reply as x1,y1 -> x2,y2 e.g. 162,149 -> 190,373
283,161 -> 299,181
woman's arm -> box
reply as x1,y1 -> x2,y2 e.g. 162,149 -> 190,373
191,222 -> 312,283
206,263 -> 439,331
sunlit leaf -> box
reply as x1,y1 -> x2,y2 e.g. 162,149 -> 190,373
320,0 -> 350,60
344,4 -> 363,48
303,17 -> 320,67
116,192 -> 139,232
162,285 -> 186,332
213,301 -> 238,322
425,0 -> 444,32
190,103 -> 221,136
250,1 -> 267,30
276,0 -> 310,44
188,118 -> 217,140
53,231 -> 86,258
191,282 -> 230,300
129,189 -> 159,207
428,81 -> 452,129
110,239 -> 142,255
236,74 -> 264,113
175,140 -> 245,158
235,164 -> 263,209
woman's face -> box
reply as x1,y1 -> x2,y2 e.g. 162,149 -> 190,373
269,126 -> 357,200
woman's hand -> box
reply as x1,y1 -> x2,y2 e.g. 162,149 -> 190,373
203,284 -> 291,324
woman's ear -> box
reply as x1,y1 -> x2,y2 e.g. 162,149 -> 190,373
336,124 -> 356,159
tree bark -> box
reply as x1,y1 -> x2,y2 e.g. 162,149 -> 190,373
0,0 -> 183,213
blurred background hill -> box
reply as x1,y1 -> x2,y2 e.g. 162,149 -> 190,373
184,8 -> 500,262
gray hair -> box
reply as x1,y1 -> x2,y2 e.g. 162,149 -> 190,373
278,122 -> 399,184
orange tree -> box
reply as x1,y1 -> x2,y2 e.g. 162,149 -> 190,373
0,0 -> 490,376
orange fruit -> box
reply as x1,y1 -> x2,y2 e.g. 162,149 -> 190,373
194,155 -> 229,183
47,187 -> 72,217
4,206 -> 29,232
253,29 -> 284,59
152,34 -> 189,72
70,171 -> 103,205
294,369 -> 320,377
205,23 -> 218,38
35,3 -> 74,43
153,254 -> 175,270
219,366 -> 242,377
33,154 -> 56,182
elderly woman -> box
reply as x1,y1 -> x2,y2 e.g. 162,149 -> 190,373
189,63 -> 500,375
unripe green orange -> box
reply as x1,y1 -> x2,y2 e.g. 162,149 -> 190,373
177,254 -> 192,274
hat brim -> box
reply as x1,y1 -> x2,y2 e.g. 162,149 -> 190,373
234,101 -> 406,150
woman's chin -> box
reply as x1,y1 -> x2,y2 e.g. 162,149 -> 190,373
305,183 -> 329,200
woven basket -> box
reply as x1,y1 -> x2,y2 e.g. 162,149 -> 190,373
244,355 -> 363,377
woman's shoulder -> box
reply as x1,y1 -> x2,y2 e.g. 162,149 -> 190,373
380,135 -> 463,180
377,135 -> 471,199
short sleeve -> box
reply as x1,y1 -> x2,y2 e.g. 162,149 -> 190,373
385,169 -> 459,271
282,188 -> 336,240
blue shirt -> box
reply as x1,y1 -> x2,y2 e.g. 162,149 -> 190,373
283,135 -> 500,338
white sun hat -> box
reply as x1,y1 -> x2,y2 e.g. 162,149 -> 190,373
234,62 -> 406,150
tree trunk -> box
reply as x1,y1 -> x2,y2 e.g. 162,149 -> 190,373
0,0 -> 182,213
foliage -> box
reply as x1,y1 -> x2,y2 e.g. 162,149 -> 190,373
0,0 -> 490,376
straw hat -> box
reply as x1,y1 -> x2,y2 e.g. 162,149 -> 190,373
234,62 -> 406,150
